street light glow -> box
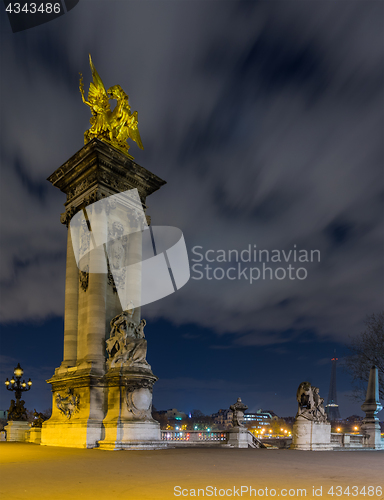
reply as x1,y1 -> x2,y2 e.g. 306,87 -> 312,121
14,366 -> 24,378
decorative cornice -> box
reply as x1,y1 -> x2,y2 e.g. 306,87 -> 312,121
47,372 -> 105,390
48,138 -> 166,205
104,369 -> 157,388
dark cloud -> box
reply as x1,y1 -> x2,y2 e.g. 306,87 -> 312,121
0,2 -> 382,415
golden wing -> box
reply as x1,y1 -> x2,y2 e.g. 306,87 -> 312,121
87,54 -> 109,109
129,111 -> 144,150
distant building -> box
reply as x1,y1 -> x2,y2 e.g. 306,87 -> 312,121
212,408 -> 278,430
243,409 -> 275,431
344,415 -> 363,423
281,416 -> 295,424
211,409 -> 233,428
261,409 -> 279,419
157,408 -> 186,421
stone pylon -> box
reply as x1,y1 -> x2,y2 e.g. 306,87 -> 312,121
291,382 -> 332,451
361,365 -> 384,450
41,138 -> 166,449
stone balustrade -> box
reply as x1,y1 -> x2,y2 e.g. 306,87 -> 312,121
331,433 -> 365,448
161,430 -> 264,448
161,430 -> 228,444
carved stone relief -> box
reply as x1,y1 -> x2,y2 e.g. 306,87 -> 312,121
126,379 -> 155,420
56,388 -> 80,419
79,265 -> 89,291
107,221 -> 127,293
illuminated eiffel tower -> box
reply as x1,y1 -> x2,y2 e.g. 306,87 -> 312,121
325,354 -> 341,421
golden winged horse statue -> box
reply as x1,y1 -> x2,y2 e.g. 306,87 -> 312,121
79,55 -> 143,158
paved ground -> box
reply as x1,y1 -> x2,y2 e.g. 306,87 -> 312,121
0,443 -> 383,500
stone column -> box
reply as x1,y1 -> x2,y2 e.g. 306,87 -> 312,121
361,365 -> 384,449
60,225 -> 79,369
43,138 -> 166,449
126,227 -> 143,324
76,218 -> 89,363
85,203 -> 108,373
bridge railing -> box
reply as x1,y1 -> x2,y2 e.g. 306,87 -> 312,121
331,433 -> 365,447
248,432 -> 266,448
161,430 -> 228,442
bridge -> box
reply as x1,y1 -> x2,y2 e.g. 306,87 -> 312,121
161,430 -> 265,448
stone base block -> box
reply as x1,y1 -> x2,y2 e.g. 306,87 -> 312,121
98,421 -> 167,450
41,419 -> 102,448
4,421 -> 30,442
28,428 -> 42,444
291,419 -> 332,451
227,427 -> 250,448
361,422 -> 384,450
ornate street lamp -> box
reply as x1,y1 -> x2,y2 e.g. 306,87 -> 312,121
4,363 -> 32,420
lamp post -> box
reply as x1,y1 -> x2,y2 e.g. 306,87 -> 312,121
4,363 -> 32,420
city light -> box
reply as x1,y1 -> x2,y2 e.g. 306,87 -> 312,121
14,365 -> 24,378
4,363 -> 33,414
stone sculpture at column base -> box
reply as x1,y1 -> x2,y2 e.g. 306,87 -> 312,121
290,381 -> 332,451
98,312 -> 166,450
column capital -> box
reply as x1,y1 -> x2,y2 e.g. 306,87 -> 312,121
48,138 -> 166,224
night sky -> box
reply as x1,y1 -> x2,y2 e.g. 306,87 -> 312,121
0,1 -> 383,419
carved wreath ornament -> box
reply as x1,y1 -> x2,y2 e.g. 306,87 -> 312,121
56,388 -> 80,419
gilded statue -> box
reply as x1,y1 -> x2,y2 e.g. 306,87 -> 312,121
79,55 -> 143,158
